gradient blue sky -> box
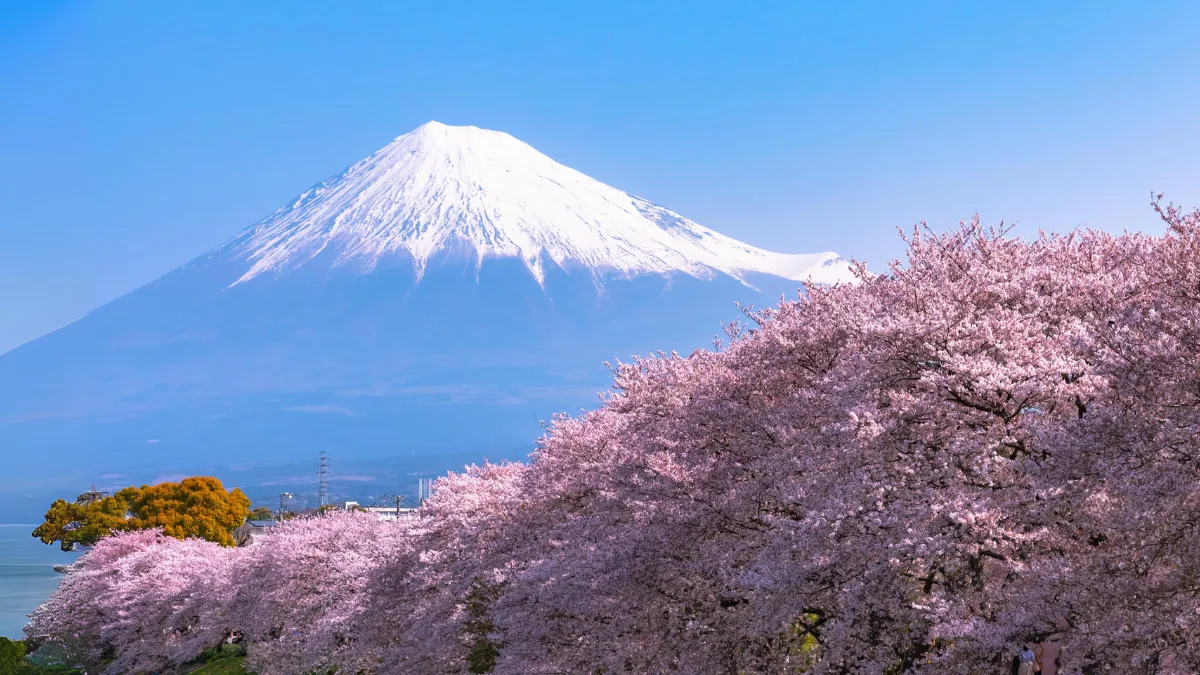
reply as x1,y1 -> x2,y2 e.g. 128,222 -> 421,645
1,1 -> 1198,354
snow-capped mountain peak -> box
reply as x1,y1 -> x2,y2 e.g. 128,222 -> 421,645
225,121 -> 854,286
0,122 -> 860,476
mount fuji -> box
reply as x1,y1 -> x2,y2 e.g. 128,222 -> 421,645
0,122 -> 853,481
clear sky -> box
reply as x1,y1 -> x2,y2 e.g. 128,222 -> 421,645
1,1 -> 1198,354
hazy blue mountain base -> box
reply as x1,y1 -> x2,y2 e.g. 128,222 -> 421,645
0,251 -> 803,520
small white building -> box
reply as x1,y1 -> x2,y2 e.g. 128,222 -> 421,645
337,501 -> 418,521
234,519 -> 280,546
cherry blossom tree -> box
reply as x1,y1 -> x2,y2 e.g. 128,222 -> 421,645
27,529 -> 237,674
467,201 -> 1200,673
351,461 -> 530,673
231,511 -> 414,675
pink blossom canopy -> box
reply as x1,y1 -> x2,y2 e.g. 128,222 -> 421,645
29,201 -> 1200,674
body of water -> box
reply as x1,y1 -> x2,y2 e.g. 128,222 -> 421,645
0,525 -> 79,639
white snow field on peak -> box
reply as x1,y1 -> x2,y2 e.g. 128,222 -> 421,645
224,121 -> 854,286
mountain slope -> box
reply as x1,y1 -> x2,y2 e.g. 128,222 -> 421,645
0,122 -> 855,483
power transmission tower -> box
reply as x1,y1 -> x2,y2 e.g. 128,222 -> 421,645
278,492 -> 293,520
319,450 -> 330,507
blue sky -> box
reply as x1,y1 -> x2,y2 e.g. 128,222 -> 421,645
1,1 -> 1198,354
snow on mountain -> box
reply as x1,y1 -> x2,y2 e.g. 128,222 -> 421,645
223,121 -> 855,286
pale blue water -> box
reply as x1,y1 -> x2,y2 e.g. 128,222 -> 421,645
0,525 -> 79,639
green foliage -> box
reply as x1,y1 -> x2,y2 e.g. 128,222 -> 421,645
785,613 -> 822,672
179,645 -> 252,674
12,664 -> 84,675
0,638 -> 25,675
0,639 -> 82,675
185,655 -> 252,675
248,507 -> 274,521
463,578 -> 503,674
790,613 -> 821,652
33,477 -> 251,549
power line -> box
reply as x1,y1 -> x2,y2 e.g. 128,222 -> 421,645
368,494 -> 409,519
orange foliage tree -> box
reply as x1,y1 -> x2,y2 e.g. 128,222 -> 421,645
33,476 -> 250,549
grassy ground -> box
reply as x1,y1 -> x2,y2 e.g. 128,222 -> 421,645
180,644 -> 252,674
184,654 -> 252,675
3,638 -> 253,675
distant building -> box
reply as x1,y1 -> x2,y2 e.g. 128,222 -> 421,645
76,486 -> 111,505
337,501 -> 417,521
234,519 -> 280,547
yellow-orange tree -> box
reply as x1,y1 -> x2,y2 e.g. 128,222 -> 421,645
33,492 -> 131,551
33,476 -> 250,549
